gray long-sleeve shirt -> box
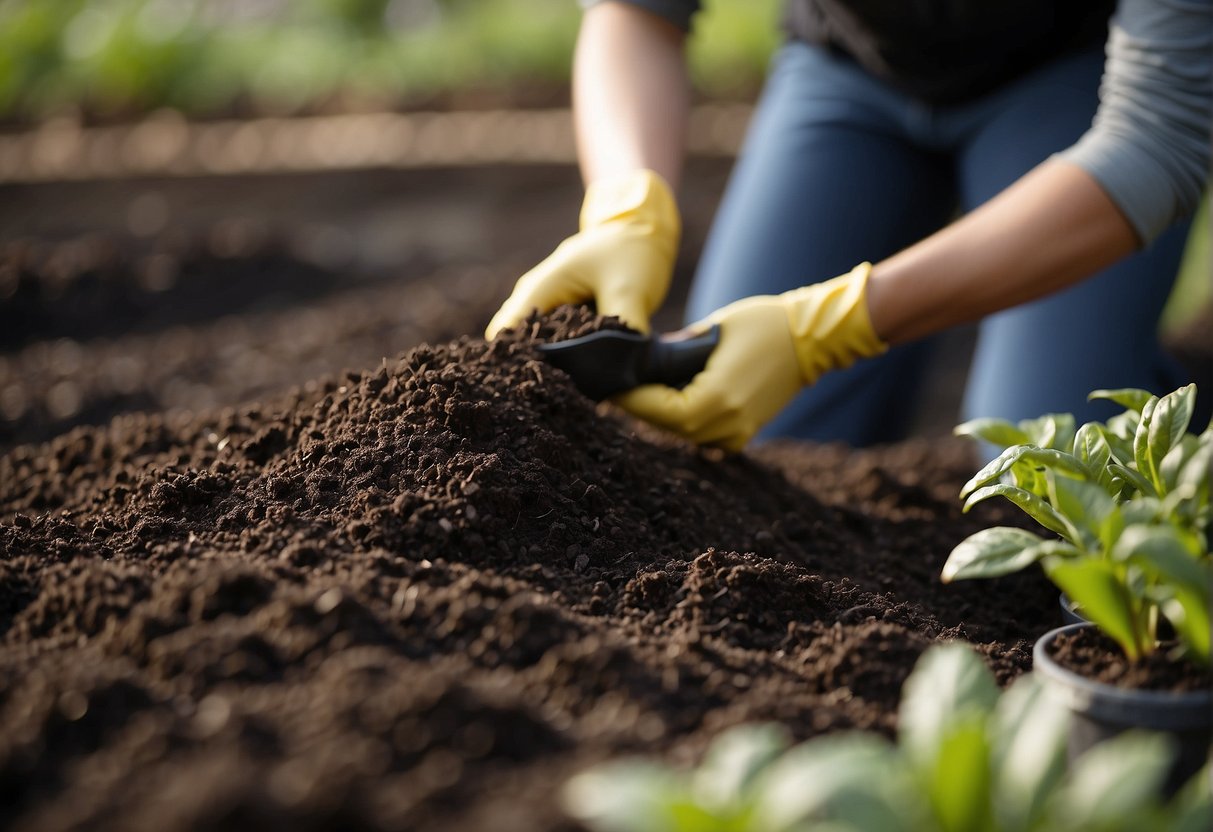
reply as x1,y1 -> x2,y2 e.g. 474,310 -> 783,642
1057,0 -> 1211,243
587,0 -> 1212,244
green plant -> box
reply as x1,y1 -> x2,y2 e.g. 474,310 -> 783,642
562,644 -> 1212,832
0,0 -> 781,120
943,385 -> 1211,664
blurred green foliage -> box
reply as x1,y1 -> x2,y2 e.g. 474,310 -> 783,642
0,0 -> 781,120
1162,194 -> 1211,333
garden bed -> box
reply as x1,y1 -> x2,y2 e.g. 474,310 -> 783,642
0,225 -> 1208,830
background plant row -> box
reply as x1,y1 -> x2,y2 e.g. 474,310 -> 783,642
0,0 -> 781,121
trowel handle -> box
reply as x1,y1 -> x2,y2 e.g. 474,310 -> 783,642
643,325 -> 721,390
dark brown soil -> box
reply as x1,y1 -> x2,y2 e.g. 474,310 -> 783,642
0,235 -> 516,450
1047,626 -> 1213,693
1,194 -> 1208,831
0,233 -> 381,350
0,296 -> 1064,831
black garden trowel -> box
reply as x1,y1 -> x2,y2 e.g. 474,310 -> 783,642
537,325 -> 720,401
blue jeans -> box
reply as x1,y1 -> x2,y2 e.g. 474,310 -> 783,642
686,41 -> 1193,446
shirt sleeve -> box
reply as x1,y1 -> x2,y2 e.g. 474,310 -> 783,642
1057,0 -> 1213,244
579,0 -> 701,32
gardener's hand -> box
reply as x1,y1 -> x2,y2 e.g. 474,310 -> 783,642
486,169 -> 680,338
615,264 -> 888,452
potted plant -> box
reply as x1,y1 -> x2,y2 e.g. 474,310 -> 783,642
562,643 -> 1212,832
943,385 -> 1211,789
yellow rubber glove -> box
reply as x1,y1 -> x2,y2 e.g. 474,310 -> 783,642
486,169 -> 680,338
615,263 -> 888,452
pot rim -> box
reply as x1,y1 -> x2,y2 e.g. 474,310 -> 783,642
1033,622 -> 1212,729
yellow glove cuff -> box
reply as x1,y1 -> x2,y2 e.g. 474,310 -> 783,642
782,263 -> 889,385
579,169 -> 681,259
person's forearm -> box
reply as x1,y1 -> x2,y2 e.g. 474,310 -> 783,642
866,159 -> 1140,345
574,3 -> 690,188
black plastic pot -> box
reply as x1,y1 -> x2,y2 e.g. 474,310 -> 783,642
1058,593 -> 1086,625
1034,623 -> 1212,795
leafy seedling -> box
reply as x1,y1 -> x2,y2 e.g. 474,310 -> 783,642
944,385 -> 1211,664
563,643 -> 1212,832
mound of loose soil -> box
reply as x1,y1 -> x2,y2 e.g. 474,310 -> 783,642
0,303 -> 1062,831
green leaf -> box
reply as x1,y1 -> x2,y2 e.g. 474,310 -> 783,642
1016,416 -> 1057,449
1119,496 -> 1165,526
1026,447 -> 1092,480
942,527 -> 1049,582
1108,463 -> 1158,499
1160,590 -> 1211,665
1135,396 -> 1160,490
1074,422 -> 1116,491
1176,438 -> 1211,500
775,823 -> 867,832
964,484 -> 1079,544
1111,525 -> 1207,591
1106,411 -> 1142,441
1045,557 -> 1145,660
1172,441 -> 1212,538
1047,472 -> 1116,549
1046,731 -> 1174,828
1169,762 -> 1213,832
959,445 -> 1091,499
989,675 -> 1068,832
1049,413 -> 1077,455
563,762 -> 706,832
1096,423 -> 1137,467
1022,540 -> 1083,568
752,734 -> 909,832
1098,505 -> 1126,554
1112,524 -> 1211,663
899,646 -> 998,832
1148,385 -> 1197,493
1009,456 -> 1050,496
692,724 -> 788,809
925,721 -> 993,832
960,446 -> 1028,499
1089,388 -> 1155,413
666,801 -> 742,832
899,645 -> 999,767
953,418 -> 1032,448
1159,435 -> 1199,495
1018,414 -> 1076,451
1159,484 -> 1199,527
